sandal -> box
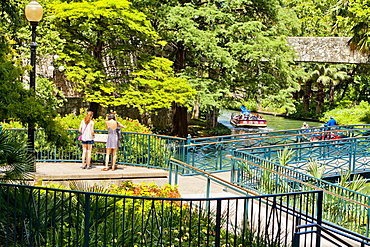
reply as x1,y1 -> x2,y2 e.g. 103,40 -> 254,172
101,167 -> 109,171
81,165 -> 86,169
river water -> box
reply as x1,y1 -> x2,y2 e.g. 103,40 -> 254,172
219,109 -> 322,133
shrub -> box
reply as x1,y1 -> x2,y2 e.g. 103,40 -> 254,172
320,101 -> 370,125
1,110 -> 152,134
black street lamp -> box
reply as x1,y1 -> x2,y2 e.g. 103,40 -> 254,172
25,0 -> 43,164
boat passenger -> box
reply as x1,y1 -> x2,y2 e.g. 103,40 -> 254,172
326,116 -> 337,126
240,105 -> 250,116
301,122 -> 309,129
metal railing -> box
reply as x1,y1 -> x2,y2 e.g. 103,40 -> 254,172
236,135 -> 370,176
229,151 -> 370,237
185,125 -> 370,173
0,183 -> 321,247
294,222 -> 370,247
3,125 -> 370,172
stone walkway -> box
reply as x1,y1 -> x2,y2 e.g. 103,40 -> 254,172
32,162 -> 243,198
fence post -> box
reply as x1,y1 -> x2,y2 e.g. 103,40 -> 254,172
230,147 -> 236,183
175,162 -> 179,185
292,231 -> 300,247
84,194 -> 91,247
206,178 -> 211,198
169,161 -> 173,185
316,190 -> 323,247
215,199 -> 222,247
349,138 -> 356,172
186,134 -> 191,166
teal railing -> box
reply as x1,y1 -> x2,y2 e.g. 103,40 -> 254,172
236,135 -> 370,176
230,150 -> 370,237
3,124 -> 370,173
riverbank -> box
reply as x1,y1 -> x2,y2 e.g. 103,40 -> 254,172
188,119 -> 231,137
256,110 -> 322,123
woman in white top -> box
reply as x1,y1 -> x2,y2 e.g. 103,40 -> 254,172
78,111 -> 95,169
102,113 -> 126,171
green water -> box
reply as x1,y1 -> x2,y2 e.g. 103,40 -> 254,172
219,109 -> 323,132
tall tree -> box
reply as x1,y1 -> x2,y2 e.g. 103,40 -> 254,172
48,0 -> 159,116
136,0 -> 300,129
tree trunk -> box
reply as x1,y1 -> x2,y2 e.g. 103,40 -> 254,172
303,79 -> 313,113
192,98 -> 200,119
89,102 -> 100,118
205,106 -> 219,129
315,81 -> 325,115
174,42 -> 185,73
171,102 -> 188,137
328,80 -> 335,106
257,84 -> 262,111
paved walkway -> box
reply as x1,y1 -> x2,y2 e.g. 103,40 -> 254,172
32,162 -> 243,198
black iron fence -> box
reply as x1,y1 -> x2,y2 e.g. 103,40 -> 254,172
0,183 -> 322,247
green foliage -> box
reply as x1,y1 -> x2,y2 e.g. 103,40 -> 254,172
47,0 -> 159,108
0,35 -> 70,147
101,57 -> 197,113
3,110 -> 152,133
283,0 -> 341,36
307,159 -> 326,179
277,147 -> 294,166
320,101 -> 370,125
0,130 -> 33,182
36,77 -> 66,111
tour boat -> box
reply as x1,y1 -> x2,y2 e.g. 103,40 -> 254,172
230,112 -> 267,128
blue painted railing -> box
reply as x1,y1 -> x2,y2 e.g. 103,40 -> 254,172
3,125 -> 370,173
230,150 -> 370,237
237,135 -> 370,176
185,125 -> 370,173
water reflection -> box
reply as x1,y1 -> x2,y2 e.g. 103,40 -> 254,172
219,109 -> 322,133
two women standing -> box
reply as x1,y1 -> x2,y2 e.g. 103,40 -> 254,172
79,112 -> 126,171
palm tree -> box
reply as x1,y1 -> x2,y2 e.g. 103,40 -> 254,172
0,130 -> 33,182
305,64 -> 348,115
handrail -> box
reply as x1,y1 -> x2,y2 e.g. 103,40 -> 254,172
227,154 -> 370,208
293,223 -> 370,247
186,127 -> 370,147
169,158 -> 259,196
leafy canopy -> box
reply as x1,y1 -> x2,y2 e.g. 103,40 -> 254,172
105,57 -> 196,114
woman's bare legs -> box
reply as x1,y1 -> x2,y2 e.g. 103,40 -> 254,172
111,148 -> 118,171
85,144 -> 93,168
81,144 -> 87,167
104,148 -> 112,170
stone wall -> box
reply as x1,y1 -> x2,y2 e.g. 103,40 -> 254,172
286,37 -> 370,64
56,97 -> 89,116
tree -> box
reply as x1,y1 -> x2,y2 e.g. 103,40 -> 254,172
47,0 -> 160,116
135,0 -> 300,129
0,0 -> 70,146
91,56 -> 196,136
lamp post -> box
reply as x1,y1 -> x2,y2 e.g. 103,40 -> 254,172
25,0 -> 43,165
